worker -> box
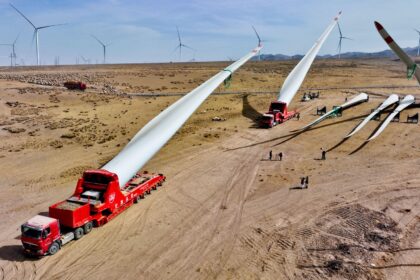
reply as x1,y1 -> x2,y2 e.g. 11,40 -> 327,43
296,113 -> 300,121
300,177 -> 305,189
269,150 -> 272,161
321,150 -> 326,160
305,176 -> 309,188
279,152 -> 283,161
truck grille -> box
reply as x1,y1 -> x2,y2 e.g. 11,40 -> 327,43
22,242 -> 39,251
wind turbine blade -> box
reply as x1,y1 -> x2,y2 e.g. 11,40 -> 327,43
13,33 -> 20,45
9,3 -> 36,29
38,23 -> 67,30
375,21 -> 420,84
252,25 -> 262,46
414,28 -> 420,34
171,45 -> 180,54
102,43 -> 263,187
31,30 -> 37,45
91,35 -> 105,46
337,22 -> 343,37
181,44 -> 195,51
277,11 -> 341,105
176,26 -> 181,44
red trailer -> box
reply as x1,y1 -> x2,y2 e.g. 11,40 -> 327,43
259,101 -> 297,128
21,170 -> 165,256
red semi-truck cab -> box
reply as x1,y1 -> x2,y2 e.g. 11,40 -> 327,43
21,169 -> 165,256
259,101 -> 296,128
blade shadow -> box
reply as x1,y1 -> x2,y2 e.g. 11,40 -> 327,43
226,113 -> 368,152
242,94 -> 263,128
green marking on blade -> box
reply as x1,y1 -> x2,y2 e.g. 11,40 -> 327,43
223,69 -> 233,88
407,64 -> 417,79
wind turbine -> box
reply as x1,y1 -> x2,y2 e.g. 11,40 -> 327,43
91,35 -> 111,64
414,29 -> 420,56
173,26 -> 194,61
0,34 -> 19,66
10,3 -> 65,66
337,22 -> 352,59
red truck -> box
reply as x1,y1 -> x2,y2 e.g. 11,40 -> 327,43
64,81 -> 87,91
20,169 -> 165,256
259,101 -> 297,128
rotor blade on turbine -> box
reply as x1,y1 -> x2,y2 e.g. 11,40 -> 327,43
37,23 -> 67,30
102,44 -> 263,187
181,44 -> 195,51
176,26 -> 182,44
9,3 -> 36,29
91,35 -> 105,46
252,25 -> 262,46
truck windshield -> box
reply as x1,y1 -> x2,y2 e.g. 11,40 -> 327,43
21,225 -> 42,239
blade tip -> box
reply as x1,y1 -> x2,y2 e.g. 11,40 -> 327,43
374,21 -> 383,31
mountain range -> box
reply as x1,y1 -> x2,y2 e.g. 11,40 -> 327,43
255,46 -> 420,60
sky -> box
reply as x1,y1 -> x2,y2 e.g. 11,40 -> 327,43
0,0 -> 420,65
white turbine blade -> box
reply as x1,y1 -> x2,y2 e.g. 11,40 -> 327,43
367,95 -> 415,141
346,94 -> 399,138
176,26 -> 182,44
375,21 -> 420,84
91,35 -> 105,46
337,22 -> 343,37
10,3 -> 36,29
252,25 -> 262,46
38,23 -> 66,30
277,11 -> 342,105
13,33 -> 20,45
298,93 -> 368,131
102,44 -> 263,187
181,43 -> 195,51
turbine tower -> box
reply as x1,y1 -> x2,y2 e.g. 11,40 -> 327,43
414,29 -> 420,56
0,34 -> 19,66
173,26 -> 194,61
337,22 -> 352,59
91,35 -> 111,64
10,4 -> 65,66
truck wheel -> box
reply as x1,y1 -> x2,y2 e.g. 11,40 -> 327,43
134,196 -> 140,203
48,242 -> 60,255
74,227 -> 84,240
83,222 -> 93,234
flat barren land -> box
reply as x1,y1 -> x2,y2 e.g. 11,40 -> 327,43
0,59 -> 419,280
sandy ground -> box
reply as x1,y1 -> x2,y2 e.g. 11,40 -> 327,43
0,59 -> 419,280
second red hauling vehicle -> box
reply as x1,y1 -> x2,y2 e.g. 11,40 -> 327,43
21,169 -> 165,256
259,101 -> 297,128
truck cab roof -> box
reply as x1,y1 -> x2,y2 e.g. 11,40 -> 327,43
26,215 -> 56,228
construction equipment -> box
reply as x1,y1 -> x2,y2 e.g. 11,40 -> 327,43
21,171 -> 165,256
20,40 -> 262,257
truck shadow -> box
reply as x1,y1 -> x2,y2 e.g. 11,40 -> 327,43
241,94 -> 263,128
0,245 -> 37,262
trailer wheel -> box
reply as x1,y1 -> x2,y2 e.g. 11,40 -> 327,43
48,242 -> 60,255
83,222 -> 93,234
134,196 -> 140,203
152,185 -> 157,190
146,190 -> 151,194
74,227 -> 84,240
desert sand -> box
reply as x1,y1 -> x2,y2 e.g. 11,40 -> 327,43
0,59 -> 419,279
